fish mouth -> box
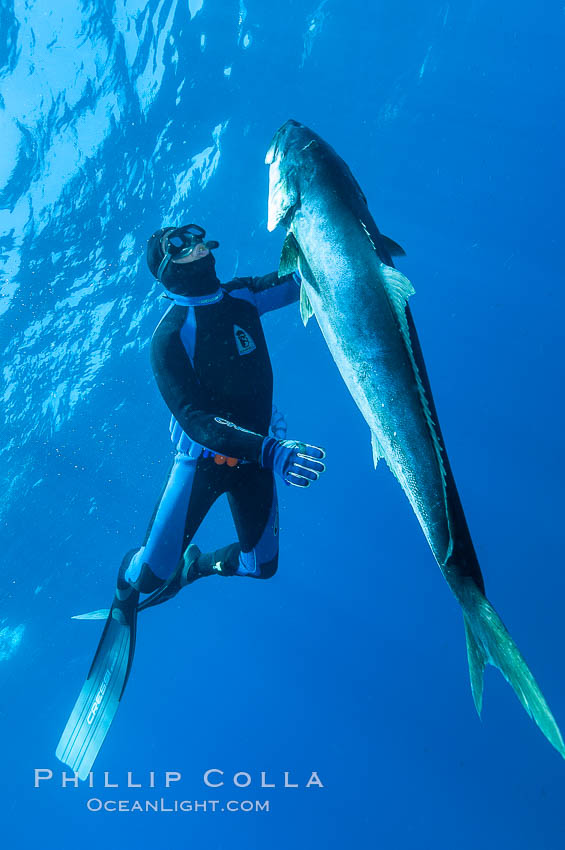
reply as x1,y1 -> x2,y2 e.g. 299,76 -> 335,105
265,119 -> 303,165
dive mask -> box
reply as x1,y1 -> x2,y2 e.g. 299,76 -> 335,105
157,224 -> 220,281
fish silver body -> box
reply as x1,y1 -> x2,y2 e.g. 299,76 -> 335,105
264,119 -> 564,758
267,120 -> 467,582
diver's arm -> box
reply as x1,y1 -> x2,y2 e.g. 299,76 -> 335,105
224,271 -> 300,315
150,330 -> 265,462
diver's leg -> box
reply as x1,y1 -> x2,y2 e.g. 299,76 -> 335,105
177,465 -> 278,581
125,453 -> 220,593
226,465 -> 279,579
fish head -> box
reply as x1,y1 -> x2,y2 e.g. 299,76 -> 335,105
265,119 -> 314,166
265,119 -> 318,231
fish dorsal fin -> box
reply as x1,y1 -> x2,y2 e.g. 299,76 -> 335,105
380,264 -> 453,563
381,234 -> 406,257
279,232 -> 300,276
360,219 -> 406,259
300,282 -> 314,326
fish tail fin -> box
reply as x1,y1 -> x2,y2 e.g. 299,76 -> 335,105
460,579 -> 565,758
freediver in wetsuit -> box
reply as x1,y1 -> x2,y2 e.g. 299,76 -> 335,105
56,223 -> 326,780
127,223 -> 326,605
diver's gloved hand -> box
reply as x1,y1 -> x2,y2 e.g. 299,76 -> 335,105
260,436 -> 326,488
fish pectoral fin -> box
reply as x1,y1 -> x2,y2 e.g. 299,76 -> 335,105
297,251 -> 319,293
279,232 -> 300,276
370,431 -> 386,469
381,234 -> 406,257
300,283 -> 314,326
279,232 -> 318,326
279,233 -> 319,290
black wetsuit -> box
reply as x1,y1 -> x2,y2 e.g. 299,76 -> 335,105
125,271 -> 299,586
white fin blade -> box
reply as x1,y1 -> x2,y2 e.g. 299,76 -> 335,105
72,609 -> 111,621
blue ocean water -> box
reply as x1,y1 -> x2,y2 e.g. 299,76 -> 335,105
1,0 -> 564,846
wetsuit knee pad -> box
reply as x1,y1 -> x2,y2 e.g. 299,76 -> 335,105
255,554 -> 278,580
125,558 -> 164,593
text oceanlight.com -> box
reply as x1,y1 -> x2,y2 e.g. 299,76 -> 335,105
86,798 -> 270,813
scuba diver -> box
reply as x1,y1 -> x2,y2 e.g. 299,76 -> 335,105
56,223 -> 326,780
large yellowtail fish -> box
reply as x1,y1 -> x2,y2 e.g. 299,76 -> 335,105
265,118 -> 564,758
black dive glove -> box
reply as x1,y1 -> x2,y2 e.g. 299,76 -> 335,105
260,436 -> 326,488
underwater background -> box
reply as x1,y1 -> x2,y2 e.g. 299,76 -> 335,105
1,0 -> 564,847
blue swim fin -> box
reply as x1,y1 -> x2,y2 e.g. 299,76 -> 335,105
56,561 -> 139,780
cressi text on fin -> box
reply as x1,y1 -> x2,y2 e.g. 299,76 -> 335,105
57,587 -> 139,780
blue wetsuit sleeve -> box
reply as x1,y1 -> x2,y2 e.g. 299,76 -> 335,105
225,272 -> 300,316
150,325 -> 266,462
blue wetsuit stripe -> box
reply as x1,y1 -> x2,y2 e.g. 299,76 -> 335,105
127,454 -> 198,581
179,305 -> 197,366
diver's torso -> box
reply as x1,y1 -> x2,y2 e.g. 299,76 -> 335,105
161,289 -> 273,435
